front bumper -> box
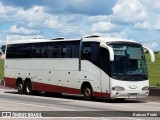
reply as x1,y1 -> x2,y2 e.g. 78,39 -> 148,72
111,91 -> 149,99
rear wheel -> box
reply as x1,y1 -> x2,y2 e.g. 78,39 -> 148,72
25,81 -> 32,95
82,85 -> 93,100
17,81 -> 24,94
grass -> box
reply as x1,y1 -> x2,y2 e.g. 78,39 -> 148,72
0,59 -> 4,80
0,54 -> 159,86
145,53 -> 160,86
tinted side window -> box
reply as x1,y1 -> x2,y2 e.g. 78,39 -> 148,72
6,44 -> 32,58
6,44 -> 16,58
82,42 -> 100,66
62,41 -> 79,58
32,43 -> 46,58
6,41 -> 80,59
45,41 -> 79,58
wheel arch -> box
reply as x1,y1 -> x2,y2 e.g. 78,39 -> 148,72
80,81 -> 93,94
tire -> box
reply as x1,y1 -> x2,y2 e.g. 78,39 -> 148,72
82,85 -> 93,100
25,81 -> 32,95
17,81 -> 24,94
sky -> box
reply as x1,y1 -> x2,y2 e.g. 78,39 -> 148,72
0,0 -> 160,50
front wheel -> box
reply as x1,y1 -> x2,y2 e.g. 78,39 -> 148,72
25,81 -> 32,95
83,86 -> 93,100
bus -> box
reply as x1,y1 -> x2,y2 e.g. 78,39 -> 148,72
4,35 -> 155,100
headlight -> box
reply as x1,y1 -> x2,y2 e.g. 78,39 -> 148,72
112,86 -> 125,91
142,86 -> 149,91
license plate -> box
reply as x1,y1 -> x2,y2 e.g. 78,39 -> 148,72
128,93 -> 138,98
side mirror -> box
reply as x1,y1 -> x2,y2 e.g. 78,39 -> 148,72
143,46 -> 155,62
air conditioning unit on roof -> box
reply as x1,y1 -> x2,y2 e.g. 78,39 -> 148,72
51,37 -> 65,40
84,35 -> 100,38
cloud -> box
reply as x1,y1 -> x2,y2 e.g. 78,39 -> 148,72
153,18 -> 160,30
15,5 -> 47,29
0,2 -> 19,14
151,42 -> 159,48
112,0 -> 147,23
143,0 -> 160,13
91,21 -> 116,32
88,15 -> 111,22
6,35 -> 43,42
93,31 -> 128,39
1,0 -> 117,15
9,25 -> 40,34
16,6 -> 46,22
0,2 -> 22,23
134,21 -> 150,30
62,0 -> 116,15
144,41 -> 159,50
44,16 -> 60,29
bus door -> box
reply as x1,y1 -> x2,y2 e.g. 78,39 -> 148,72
100,48 -> 111,94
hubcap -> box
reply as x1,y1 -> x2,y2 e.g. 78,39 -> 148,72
26,86 -> 30,93
18,84 -> 22,91
85,88 -> 91,97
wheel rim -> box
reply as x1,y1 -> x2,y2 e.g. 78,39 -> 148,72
18,83 -> 23,93
84,88 -> 91,97
26,85 -> 30,93
25,81 -> 32,94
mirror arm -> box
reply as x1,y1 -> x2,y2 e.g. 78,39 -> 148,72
100,42 -> 114,61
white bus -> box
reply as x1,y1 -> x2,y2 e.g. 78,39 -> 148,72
4,36 -> 155,100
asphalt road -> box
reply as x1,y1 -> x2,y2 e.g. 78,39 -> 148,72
0,87 -> 160,120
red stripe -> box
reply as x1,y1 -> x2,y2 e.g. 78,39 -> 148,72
4,77 -> 16,88
4,77 -> 110,98
94,92 -> 110,98
32,81 -> 81,94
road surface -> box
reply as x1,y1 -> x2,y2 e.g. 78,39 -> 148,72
0,87 -> 160,120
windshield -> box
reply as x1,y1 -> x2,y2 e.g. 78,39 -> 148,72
110,44 -> 148,81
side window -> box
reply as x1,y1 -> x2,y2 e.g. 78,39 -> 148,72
6,41 -> 80,59
6,44 -> 32,58
46,43 -> 55,58
20,44 -> 33,58
62,44 -> 71,58
83,46 -> 91,60
6,44 -> 15,58
32,43 -> 46,58
82,42 -> 100,67
71,41 -> 79,58
62,41 -> 79,58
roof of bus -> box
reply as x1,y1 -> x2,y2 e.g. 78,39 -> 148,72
6,37 -> 140,44
83,37 -> 139,44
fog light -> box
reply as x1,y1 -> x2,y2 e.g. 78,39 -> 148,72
142,86 -> 149,91
116,92 -> 120,96
112,86 -> 125,91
